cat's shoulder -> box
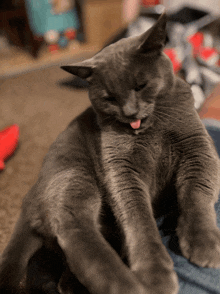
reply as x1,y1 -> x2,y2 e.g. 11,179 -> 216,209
47,107 -> 98,150
63,106 -> 100,136
69,107 -> 98,128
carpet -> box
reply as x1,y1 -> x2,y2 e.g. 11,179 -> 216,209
0,42 -> 98,79
0,66 -> 91,253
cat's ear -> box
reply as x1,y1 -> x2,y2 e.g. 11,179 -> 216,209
61,59 -> 95,79
137,11 -> 167,53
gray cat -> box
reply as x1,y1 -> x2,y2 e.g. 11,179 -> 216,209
1,12 -> 220,294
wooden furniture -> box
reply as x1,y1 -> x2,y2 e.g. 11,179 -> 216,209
0,0 -> 42,58
0,0 -> 126,58
199,83 -> 220,120
83,0 -> 125,49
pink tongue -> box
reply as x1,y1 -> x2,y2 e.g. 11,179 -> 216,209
130,119 -> 141,129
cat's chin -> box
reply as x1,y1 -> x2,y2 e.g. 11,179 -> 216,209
136,116 -> 156,134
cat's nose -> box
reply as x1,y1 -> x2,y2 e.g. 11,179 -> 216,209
122,102 -> 139,117
122,92 -> 139,117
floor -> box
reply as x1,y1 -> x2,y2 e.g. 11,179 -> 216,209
0,40 -> 99,79
0,65 -> 91,253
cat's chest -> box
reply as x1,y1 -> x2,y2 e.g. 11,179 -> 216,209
101,130 -> 171,176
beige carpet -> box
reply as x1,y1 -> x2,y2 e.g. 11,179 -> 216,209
0,42 -> 98,79
0,66 -> 91,253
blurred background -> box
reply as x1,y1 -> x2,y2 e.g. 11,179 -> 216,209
1,0 -> 220,254
1,0 -> 220,78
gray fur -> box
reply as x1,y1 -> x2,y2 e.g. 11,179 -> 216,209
0,12 -> 220,294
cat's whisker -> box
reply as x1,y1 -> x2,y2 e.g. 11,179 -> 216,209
156,104 -> 193,115
157,107 -> 194,118
156,103 -> 192,113
157,104 -> 192,114
152,113 -> 165,125
153,112 -> 174,126
154,110 -> 183,124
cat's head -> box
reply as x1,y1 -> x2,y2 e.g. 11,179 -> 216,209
62,12 -> 174,133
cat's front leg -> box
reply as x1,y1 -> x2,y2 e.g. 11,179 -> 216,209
46,168 -> 146,294
122,197 -> 179,294
176,140 -> 220,268
103,160 -> 179,293
108,184 -> 179,294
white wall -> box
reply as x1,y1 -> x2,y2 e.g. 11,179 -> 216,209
162,0 -> 220,15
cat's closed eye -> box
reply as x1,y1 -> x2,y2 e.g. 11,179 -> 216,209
135,83 -> 147,92
104,96 -> 117,103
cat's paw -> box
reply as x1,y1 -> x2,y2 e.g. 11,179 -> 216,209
134,267 -> 179,294
178,227 -> 220,268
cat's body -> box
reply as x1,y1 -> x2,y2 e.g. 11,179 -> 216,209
1,13 -> 220,294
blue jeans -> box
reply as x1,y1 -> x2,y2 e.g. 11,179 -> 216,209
157,119 -> 220,294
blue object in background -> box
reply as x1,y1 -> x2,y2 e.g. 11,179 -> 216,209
25,0 -> 79,37
58,35 -> 69,48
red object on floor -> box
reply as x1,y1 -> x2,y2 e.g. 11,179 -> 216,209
141,0 -> 160,6
0,124 -> 19,170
